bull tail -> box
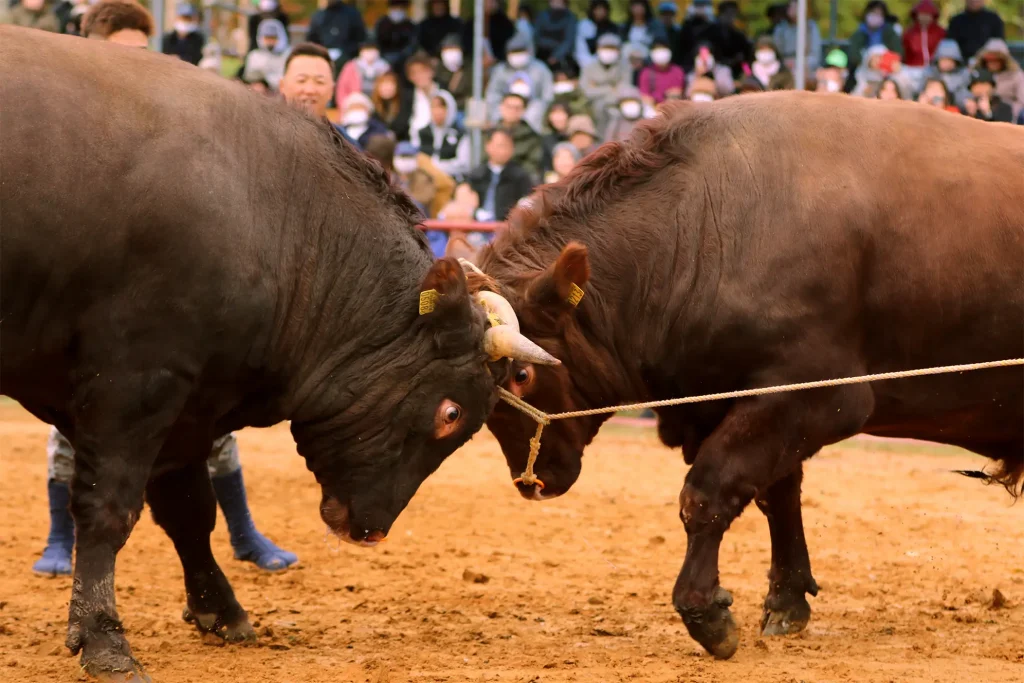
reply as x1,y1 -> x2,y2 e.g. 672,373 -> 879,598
953,459 -> 1024,502
952,469 -> 990,480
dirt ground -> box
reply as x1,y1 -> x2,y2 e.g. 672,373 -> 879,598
1,403 -> 1022,683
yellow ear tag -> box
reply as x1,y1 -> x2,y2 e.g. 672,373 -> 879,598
419,289 -> 439,315
486,312 -> 502,328
566,283 -> 585,307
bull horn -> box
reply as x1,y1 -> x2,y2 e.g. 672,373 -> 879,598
458,258 -> 486,277
474,291 -> 520,333
483,325 -> 560,366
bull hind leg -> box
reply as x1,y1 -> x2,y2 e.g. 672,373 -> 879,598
756,467 -> 819,636
146,459 -> 255,643
673,385 -> 872,659
64,368 -> 193,682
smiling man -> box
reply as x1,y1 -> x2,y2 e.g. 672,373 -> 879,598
279,41 -> 361,148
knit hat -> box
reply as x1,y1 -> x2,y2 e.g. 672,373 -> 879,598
440,33 -> 461,50
342,92 -> 374,114
506,34 -> 531,54
596,33 -> 622,50
566,115 -> 598,139
551,141 -> 582,163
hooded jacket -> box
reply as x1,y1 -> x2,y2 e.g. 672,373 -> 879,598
946,5 -> 1005,64
243,19 -> 290,91
902,0 -> 945,68
485,35 -> 554,132
335,49 -> 391,106
925,39 -> 971,106
306,0 -> 367,63
416,89 -> 471,181
974,39 -> 1024,120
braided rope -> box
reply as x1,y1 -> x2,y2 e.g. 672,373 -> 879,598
499,358 -> 1024,487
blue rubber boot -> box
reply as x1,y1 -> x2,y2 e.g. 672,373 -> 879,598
32,479 -> 75,577
211,468 -> 297,571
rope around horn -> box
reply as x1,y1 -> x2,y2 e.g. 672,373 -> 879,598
499,357 -> 1024,488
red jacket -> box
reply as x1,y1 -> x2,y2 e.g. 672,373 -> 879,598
903,23 -> 946,67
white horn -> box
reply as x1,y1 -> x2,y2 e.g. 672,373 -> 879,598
474,291 -> 520,333
483,326 -> 561,366
458,258 -> 486,277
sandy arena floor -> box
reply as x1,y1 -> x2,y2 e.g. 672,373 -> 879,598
1,402 -> 1022,682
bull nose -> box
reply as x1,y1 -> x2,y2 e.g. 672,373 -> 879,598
514,479 -> 546,501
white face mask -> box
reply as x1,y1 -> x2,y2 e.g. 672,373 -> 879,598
359,50 -> 379,64
343,109 -> 369,125
507,52 -> 529,69
394,157 -> 418,174
441,49 -> 463,72
258,0 -> 276,12
388,9 -> 407,22
509,81 -> 531,98
175,20 -> 197,34
691,92 -> 714,102
651,48 -> 672,66
552,81 -> 575,94
755,50 -> 776,65
620,100 -> 642,119
823,79 -> 840,93
597,49 -> 619,66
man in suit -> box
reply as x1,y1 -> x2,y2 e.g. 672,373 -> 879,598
467,128 -> 535,224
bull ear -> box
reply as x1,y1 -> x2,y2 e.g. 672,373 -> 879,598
418,257 -> 472,323
527,242 -> 591,311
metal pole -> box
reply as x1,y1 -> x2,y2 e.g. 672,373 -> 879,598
470,0 -> 484,166
828,0 -> 838,49
152,0 -> 165,52
795,0 -> 807,91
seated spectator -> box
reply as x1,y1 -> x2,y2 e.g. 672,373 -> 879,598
486,34 -> 554,133
575,0 -> 619,70
2,0 -> 60,32
336,41 -> 391,104
847,1 -> 903,77
620,0 -> 666,52
279,42 -> 351,143
582,34 -> 631,131
79,0 -> 151,46
946,0 -> 1005,64
248,0 -> 289,53
393,141 -> 454,219
604,86 -> 645,143
418,0 -> 461,57
926,38 -> 971,108
690,42 -> 736,97
306,0 -> 366,66
339,92 -> 390,149
974,39 -> 1024,121
418,90 -> 470,181
375,0 -> 417,71
163,3 -> 205,66
852,45 -> 910,99
436,183 -> 485,254
624,41 -> 651,87
711,1 -> 752,79
461,0 -> 516,64
655,2 -> 682,67
497,92 -> 543,179
567,114 -> 600,156
639,38 -> 684,105
436,34 -> 474,113
551,66 -> 594,118
541,102 -> 571,173
773,0 -> 822,75
815,48 -> 848,93
545,142 -> 582,184
749,37 -> 794,91
405,52 -> 441,147
902,0 -> 944,93
533,0 -> 577,69
197,41 -> 222,75
467,129 -> 535,223
678,0 -> 718,72
243,19 -> 289,92
876,77 -> 903,100
918,77 -> 961,113
962,69 -> 1013,122
688,75 -> 718,102
372,71 -> 413,142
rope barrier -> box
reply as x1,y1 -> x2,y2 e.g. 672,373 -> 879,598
499,357 -> 1024,488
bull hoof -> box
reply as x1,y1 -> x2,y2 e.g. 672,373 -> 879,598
76,625 -> 150,683
760,593 -> 812,637
676,586 -> 740,660
182,606 -> 256,643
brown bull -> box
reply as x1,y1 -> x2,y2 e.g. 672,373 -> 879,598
466,92 -> 1024,659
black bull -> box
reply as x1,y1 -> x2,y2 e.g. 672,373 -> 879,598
0,27 -> 559,680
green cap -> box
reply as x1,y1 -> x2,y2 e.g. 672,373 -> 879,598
824,48 -> 848,69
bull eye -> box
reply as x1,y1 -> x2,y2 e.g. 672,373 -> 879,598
514,368 -> 530,384
444,405 -> 461,423
435,399 -> 463,439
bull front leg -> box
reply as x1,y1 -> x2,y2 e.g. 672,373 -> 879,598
755,467 -> 818,636
145,459 -> 254,642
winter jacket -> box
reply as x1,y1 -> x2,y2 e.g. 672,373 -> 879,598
418,13 -> 462,57
415,90 -> 471,181
925,39 -> 971,107
852,45 -> 912,99
461,11 -> 516,61
485,58 -> 554,133
375,15 -> 418,71
467,162 -> 536,222
307,1 -> 367,65
243,19 -> 290,91
248,9 -> 289,52
581,59 -> 632,129
847,22 -> 902,73
638,64 -> 685,104
533,7 -> 576,65
619,21 -> 666,51
773,18 -> 822,72
974,38 -> 1024,120
902,1 -> 945,68
335,54 -> 391,106
163,30 -> 206,66
575,16 -> 620,68
3,2 -> 59,32
501,120 -> 544,179
947,7 -> 1004,64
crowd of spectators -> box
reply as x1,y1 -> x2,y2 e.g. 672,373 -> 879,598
4,0 -> 1022,256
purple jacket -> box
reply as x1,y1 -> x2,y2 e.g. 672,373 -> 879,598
638,64 -> 686,104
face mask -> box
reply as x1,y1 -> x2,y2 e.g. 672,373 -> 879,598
343,109 -> 369,125
360,50 -> 379,64
389,9 -> 407,22
441,49 -> 463,72
507,52 -> 529,69
258,0 -> 276,12
394,157 -> 419,174
691,92 -> 714,102
509,81 -> 531,98
824,79 -> 840,93
175,21 -> 196,34
620,100 -> 642,119
597,49 -> 619,66
552,81 -> 575,95
651,48 -> 672,66
755,50 -> 776,65
865,13 -> 884,29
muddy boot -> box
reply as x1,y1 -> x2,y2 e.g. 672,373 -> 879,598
32,479 -> 75,577
211,468 -> 297,571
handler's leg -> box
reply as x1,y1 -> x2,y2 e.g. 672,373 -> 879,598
65,369 -> 190,681
32,428 -> 77,576
756,467 -> 819,636
146,459 -> 254,642
208,433 -> 298,571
